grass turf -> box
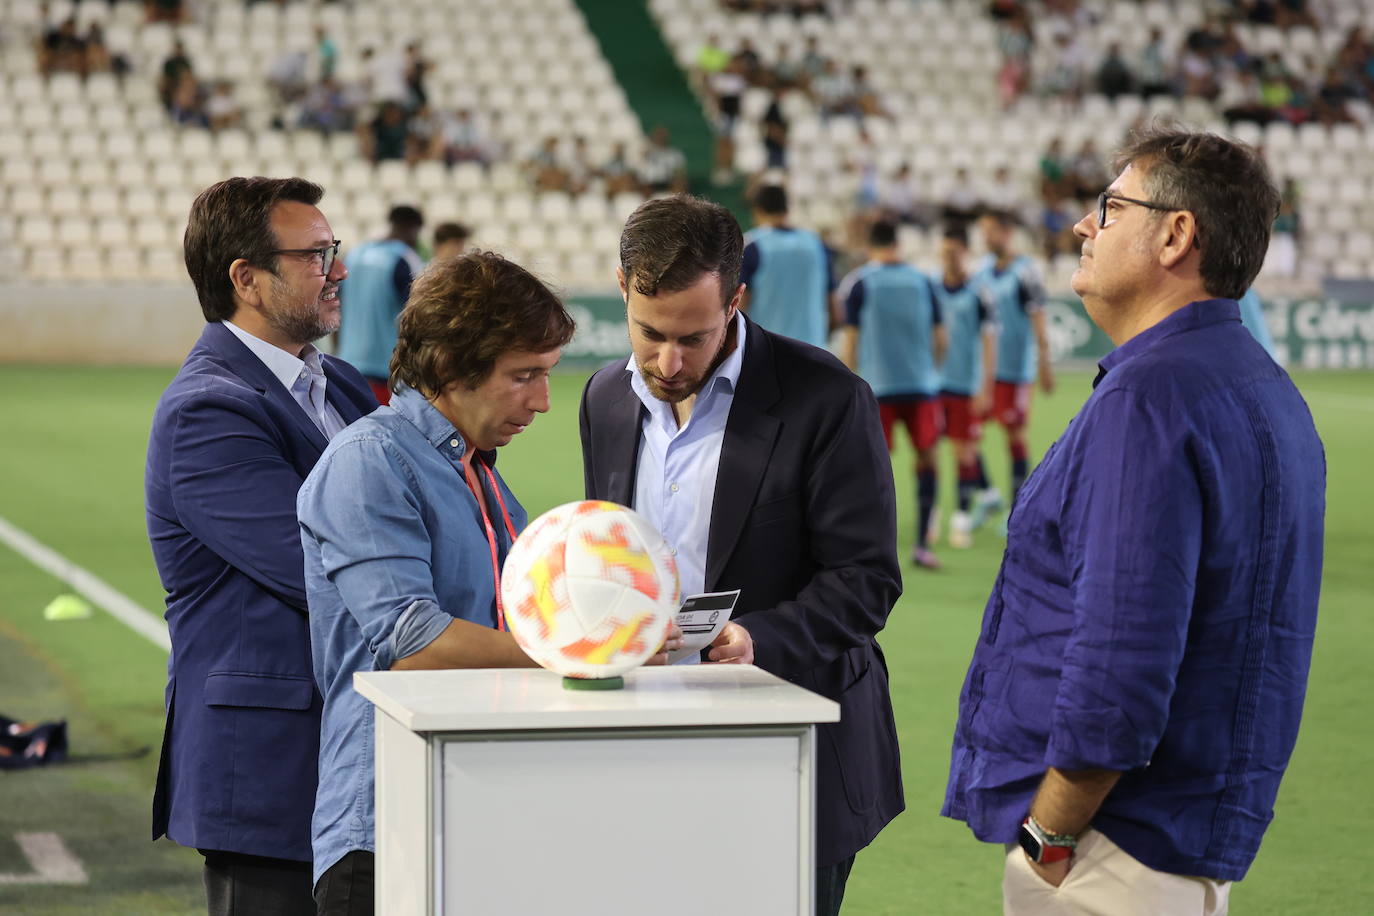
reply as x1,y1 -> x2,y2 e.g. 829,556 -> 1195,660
0,364 -> 1369,914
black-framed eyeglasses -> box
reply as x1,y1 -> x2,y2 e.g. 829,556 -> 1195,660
1096,192 -> 1179,229
269,240 -> 341,276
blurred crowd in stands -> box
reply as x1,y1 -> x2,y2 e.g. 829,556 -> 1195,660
34,3 -> 130,78
25,0 -> 694,200
695,31 -> 890,183
720,0 -> 830,15
524,127 -> 688,197
992,0 -> 1373,127
691,0 -> 1329,276
10,0 -> 1347,285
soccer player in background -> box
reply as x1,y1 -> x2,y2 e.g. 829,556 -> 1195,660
1237,287 -> 1279,359
839,220 -> 948,568
431,220 -> 471,262
335,204 -> 426,405
740,184 -> 834,348
931,224 -> 999,549
975,208 -> 1055,518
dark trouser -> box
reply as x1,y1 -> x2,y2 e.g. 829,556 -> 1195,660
314,850 -> 375,916
816,854 -> 856,916
200,849 -> 314,916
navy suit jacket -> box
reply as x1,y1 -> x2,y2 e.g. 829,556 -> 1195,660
579,317 -> 905,866
145,322 -> 376,861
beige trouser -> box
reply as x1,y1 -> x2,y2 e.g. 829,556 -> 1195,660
1003,829 -> 1232,916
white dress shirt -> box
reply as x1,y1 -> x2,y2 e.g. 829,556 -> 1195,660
630,311 -> 746,664
222,320 -> 347,439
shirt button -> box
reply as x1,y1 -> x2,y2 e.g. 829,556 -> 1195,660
670,547 -> 678,556
450,439 -> 460,448
669,483 -> 679,492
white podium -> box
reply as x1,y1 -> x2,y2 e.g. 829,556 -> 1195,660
353,665 -> 840,916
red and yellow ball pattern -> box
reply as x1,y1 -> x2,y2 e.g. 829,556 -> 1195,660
501,501 -> 679,680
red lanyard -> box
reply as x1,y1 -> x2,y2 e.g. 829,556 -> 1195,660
462,457 -> 518,631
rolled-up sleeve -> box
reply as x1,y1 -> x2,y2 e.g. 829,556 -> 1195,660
1048,387 -> 1203,771
298,437 -> 454,670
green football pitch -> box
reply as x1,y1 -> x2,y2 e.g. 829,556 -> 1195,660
0,364 -> 1370,914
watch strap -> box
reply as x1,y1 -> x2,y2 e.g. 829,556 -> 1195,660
1021,815 -> 1078,864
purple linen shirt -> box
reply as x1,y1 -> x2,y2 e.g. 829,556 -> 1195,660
942,299 -> 1326,881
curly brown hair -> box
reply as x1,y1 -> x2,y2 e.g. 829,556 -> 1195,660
389,251 -> 575,396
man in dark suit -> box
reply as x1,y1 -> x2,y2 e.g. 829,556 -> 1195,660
579,195 -> 904,916
145,177 -> 377,915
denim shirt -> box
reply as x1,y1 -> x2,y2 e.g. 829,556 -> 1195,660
297,384 -> 526,883
942,299 -> 1326,881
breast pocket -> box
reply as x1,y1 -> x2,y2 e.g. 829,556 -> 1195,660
749,492 -> 803,527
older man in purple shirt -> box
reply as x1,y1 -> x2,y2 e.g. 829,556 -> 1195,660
944,127 -> 1325,915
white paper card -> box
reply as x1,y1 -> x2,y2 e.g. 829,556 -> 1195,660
666,590 -> 741,665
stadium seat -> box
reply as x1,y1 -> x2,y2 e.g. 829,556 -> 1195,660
49,188 -> 85,219
18,215 -> 58,247
144,247 -> 186,282
551,223 -> 585,255
536,192 -> 574,223
74,160 -> 113,191
516,223 -> 550,252
2,156 -> 39,188
26,247 -> 67,282
29,130 -> 65,161
463,193 -> 499,225
412,160 -> 448,194
377,161 -> 412,195
339,160 -> 374,192
38,159 -> 76,190
68,248 -> 107,282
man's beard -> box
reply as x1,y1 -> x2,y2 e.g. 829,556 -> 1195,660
265,275 -> 337,344
642,318 -> 736,404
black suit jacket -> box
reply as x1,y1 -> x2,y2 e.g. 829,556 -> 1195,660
579,316 -> 905,865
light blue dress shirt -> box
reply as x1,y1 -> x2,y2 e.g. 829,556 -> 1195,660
630,311 -> 746,652
297,384 -> 526,883
221,320 -> 347,438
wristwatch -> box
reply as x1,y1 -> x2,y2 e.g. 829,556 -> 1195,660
1018,815 -> 1078,864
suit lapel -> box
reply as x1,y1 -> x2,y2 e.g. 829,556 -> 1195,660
705,319 -> 782,591
600,371 -> 645,506
203,323 -> 329,453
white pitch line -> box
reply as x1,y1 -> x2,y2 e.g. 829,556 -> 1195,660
0,515 -> 169,652
0,833 -> 89,885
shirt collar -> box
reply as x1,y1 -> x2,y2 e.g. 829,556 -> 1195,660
221,320 -> 323,390
1094,298 -> 1240,388
390,383 -> 464,453
388,383 -> 501,466
627,309 -> 747,422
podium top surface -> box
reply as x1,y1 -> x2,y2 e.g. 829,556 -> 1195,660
353,665 -> 840,733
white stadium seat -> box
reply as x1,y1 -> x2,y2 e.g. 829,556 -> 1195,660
1,0 -> 1370,295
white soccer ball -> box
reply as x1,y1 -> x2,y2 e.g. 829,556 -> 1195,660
501,500 -> 680,680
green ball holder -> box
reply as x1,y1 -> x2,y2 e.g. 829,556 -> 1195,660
562,675 -> 625,691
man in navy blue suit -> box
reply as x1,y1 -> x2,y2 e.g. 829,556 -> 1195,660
145,177 -> 377,915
